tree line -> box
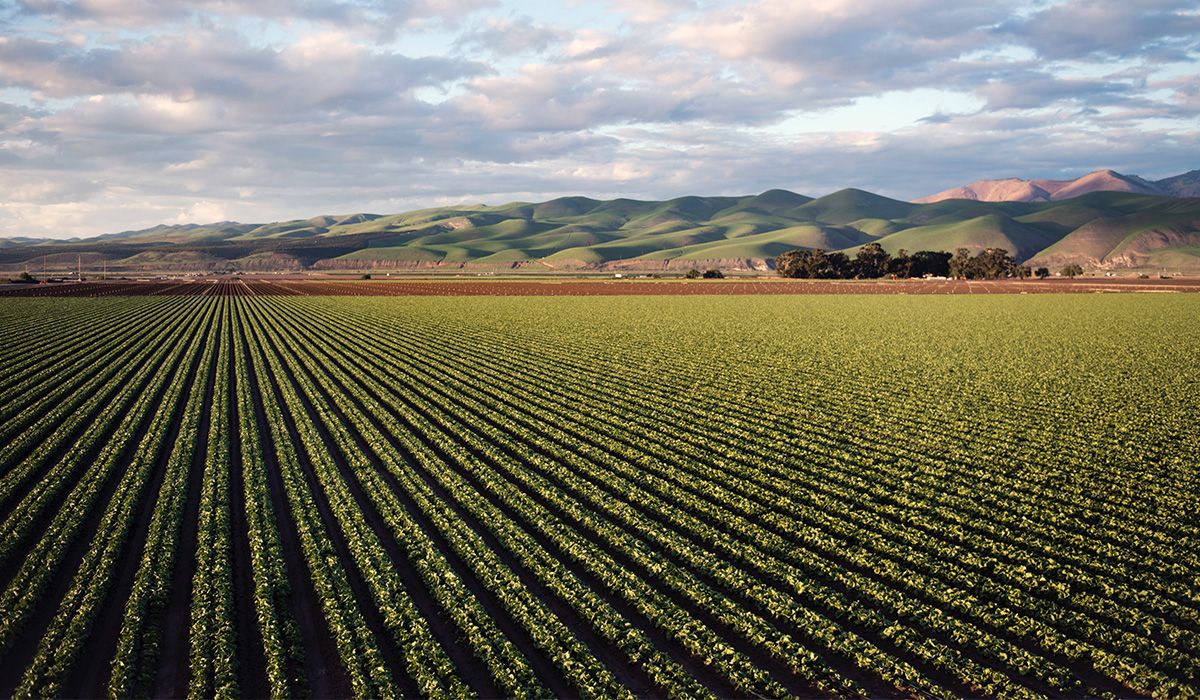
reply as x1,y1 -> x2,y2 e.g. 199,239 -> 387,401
776,244 -> 1081,280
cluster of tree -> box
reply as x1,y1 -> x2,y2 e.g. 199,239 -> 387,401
775,244 -> 1073,281
776,244 -> 954,279
951,250 -> 1084,279
1031,265 -> 1083,279
948,247 -> 1024,279
685,268 -> 725,279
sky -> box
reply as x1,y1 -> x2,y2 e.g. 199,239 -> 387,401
0,0 -> 1197,239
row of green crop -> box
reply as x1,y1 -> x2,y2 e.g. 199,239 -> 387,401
487,296 -> 1197,535
403,299 -> 1200,616
0,297 -> 185,418
238,301 -> 398,699
0,298 -> 194,497
1,293 -> 1195,699
246,295 -> 657,699
0,298 -> 212,660
0,297 -> 189,430
428,302 -> 1200,694
11,300 -> 218,698
281,297 -> 998,697
354,326 -> 1067,696
187,299 -> 238,699
508,323 -> 1200,629
272,297 -> 1200,700
365,300 -> 1200,693
109,295 -> 224,698
229,302 -> 306,699
248,295 -> 864,698
462,301 -> 1197,573
239,297 -> 484,699
0,297 -> 152,383
241,297 -> 729,697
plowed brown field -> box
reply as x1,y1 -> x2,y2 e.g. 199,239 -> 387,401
3,277 -> 1197,297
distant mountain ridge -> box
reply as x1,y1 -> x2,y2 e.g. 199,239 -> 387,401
916,168 -> 1200,203
3,186 -> 1199,274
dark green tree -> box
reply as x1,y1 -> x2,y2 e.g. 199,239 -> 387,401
854,242 -> 891,278
1035,267 -> 1050,279
976,248 -> 1016,279
776,250 -> 825,278
702,269 -> 724,279
775,251 -> 806,278
949,248 -> 974,279
819,251 -> 853,279
776,249 -> 852,278
780,248 -> 949,279
888,248 -> 912,278
1060,264 -> 1084,278
909,251 -> 951,277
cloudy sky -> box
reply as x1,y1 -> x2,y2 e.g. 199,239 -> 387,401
1,0 -> 1197,238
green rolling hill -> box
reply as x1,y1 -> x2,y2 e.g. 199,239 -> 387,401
3,189 -> 1198,273
1026,195 -> 1200,271
790,188 -> 915,224
864,214 -> 1061,261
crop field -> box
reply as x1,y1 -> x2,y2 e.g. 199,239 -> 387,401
0,291 -> 1197,699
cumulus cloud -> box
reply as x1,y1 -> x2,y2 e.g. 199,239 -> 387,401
174,200 -> 228,224
0,30 -> 483,109
13,0 -> 498,33
609,0 -> 695,25
668,0 -> 1006,94
999,0 -> 1200,61
455,14 -> 567,56
975,71 -> 1136,111
0,0 -> 1197,239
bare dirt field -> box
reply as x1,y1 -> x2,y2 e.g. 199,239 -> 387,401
2,277 -> 1198,297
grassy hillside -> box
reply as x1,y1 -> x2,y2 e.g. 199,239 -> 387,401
865,214 -> 1060,260
1025,194 -> 1200,271
791,189 -> 915,224
3,189 -> 1198,272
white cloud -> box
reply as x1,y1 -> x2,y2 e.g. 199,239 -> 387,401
0,0 -> 1196,239
1001,0 -> 1200,60
174,200 -> 227,223
608,0 -> 693,25
455,14 -> 568,55
14,0 -> 498,33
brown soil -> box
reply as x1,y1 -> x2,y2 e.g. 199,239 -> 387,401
3,277 -> 1199,297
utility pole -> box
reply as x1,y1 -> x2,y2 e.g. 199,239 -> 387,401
78,254 -> 82,282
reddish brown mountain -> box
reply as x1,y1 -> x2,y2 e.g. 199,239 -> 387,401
916,169 -> 1195,203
